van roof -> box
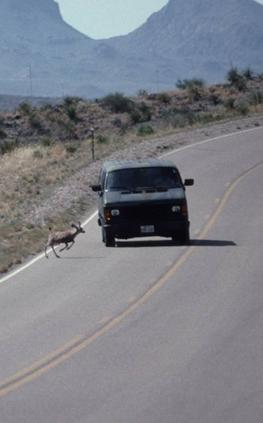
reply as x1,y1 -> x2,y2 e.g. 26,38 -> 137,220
101,158 -> 178,172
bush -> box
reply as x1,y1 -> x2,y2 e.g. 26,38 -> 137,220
101,92 -> 134,113
96,135 -> 109,144
129,102 -> 152,124
170,114 -> 189,128
66,144 -> 78,154
137,124 -> 154,136
28,113 -> 42,131
66,105 -> 78,121
176,78 -> 205,90
226,67 -> 247,91
41,137 -> 53,147
0,128 -> 7,139
63,96 -> 82,107
208,93 -> 222,105
248,90 -> 263,105
19,102 -> 32,115
224,97 -> 236,110
137,89 -> 148,97
156,92 -> 171,104
188,85 -> 203,102
236,101 -> 249,115
243,67 -> 254,80
0,140 -> 17,155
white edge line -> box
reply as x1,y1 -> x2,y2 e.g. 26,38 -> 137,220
0,211 -> 98,285
0,125 -> 262,285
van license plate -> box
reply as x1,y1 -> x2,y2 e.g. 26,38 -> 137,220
140,225 -> 154,233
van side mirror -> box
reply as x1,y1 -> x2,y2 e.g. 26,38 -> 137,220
184,179 -> 194,186
91,184 -> 102,192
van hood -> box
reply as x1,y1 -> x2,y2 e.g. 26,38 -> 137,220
103,187 -> 186,206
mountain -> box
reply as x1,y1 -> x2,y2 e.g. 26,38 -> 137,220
0,0 -> 262,98
0,0 -> 105,97
109,0 -> 263,86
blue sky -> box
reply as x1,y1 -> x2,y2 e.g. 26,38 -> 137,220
56,0 -> 168,39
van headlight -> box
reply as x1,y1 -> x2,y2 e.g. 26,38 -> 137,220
172,205 -> 180,213
111,209 -> 120,216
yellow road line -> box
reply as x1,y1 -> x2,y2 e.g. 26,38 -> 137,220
0,160 -> 263,398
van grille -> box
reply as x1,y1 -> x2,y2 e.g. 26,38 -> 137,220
117,203 -> 183,221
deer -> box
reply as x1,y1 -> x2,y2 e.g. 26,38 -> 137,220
45,222 -> 85,258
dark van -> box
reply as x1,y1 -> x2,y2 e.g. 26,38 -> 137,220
91,159 -> 194,246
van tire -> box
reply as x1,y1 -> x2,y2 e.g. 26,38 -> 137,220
102,228 -> 115,247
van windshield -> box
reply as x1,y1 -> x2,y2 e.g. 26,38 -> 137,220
105,167 -> 181,191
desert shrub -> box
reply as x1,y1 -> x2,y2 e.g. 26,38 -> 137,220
28,113 -> 42,131
161,108 -> 196,127
129,102 -> 152,124
156,92 -> 171,104
62,96 -> 81,122
208,93 -> 222,105
0,128 -> 7,139
58,119 -> 77,138
194,112 -> 219,124
176,78 -> 205,90
188,85 -> 204,102
170,114 -> 189,128
66,105 -> 78,121
236,101 -> 249,115
65,143 -> 78,154
96,134 -> 109,144
137,89 -> 148,97
243,67 -> 254,80
101,92 -> 134,113
112,117 -> 123,128
248,90 -> 263,105
0,139 -> 17,155
224,97 -> 236,110
226,67 -> 247,91
63,96 -> 82,107
41,137 -> 53,147
176,78 -> 205,101
137,124 -> 154,136
40,103 -> 53,112
19,102 -> 32,115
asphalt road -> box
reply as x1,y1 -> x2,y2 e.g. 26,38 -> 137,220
0,126 -> 263,422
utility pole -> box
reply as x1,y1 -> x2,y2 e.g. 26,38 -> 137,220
156,69 -> 160,92
90,127 -> 95,161
29,64 -> 33,97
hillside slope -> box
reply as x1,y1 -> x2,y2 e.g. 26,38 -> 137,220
109,0 -> 263,84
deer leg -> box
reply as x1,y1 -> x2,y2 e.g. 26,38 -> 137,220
52,245 -> 60,258
67,240 -> 75,250
59,243 -> 68,252
45,245 -> 49,259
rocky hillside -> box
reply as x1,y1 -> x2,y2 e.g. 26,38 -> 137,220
1,73 -> 262,152
109,0 -> 263,85
0,0 -> 262,97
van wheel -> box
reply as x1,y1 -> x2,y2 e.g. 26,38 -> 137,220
179,228 -> 190,245
102,228 -> 115,247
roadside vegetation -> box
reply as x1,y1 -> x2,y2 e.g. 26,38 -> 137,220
0,68 -> 263,274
